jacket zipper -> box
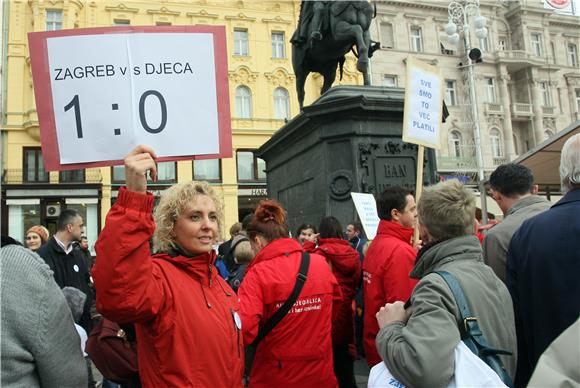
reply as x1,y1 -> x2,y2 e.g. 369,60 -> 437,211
208,262 -> 213,287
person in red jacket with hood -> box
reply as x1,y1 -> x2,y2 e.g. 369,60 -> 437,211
303,216 -> 361,388
362,186 -> 419,367
238,200 -> 341,388
93,145 -> 244,387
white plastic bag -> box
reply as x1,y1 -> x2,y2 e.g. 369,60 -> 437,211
368,341 -> 507,388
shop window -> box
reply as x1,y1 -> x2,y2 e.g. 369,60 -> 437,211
237,151 -> 266,182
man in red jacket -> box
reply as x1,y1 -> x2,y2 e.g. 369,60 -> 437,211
362,186 -> 419,367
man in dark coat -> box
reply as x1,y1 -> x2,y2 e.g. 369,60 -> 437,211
507,133 -> 580,388
37,208 -> 93,333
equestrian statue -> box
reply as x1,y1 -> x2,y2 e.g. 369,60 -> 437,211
291,0 -> 380,108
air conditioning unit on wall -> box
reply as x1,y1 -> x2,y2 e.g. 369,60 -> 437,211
46,204 -> 61,217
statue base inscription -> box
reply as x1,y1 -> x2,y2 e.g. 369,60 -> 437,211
256,85 -> 438,233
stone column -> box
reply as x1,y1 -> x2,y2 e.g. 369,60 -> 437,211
498,72 -> 515,159
565,75 -> 580,122
530,79 -> 545,146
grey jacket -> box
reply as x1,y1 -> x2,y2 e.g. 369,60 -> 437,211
483,195 -> 551,283
1,244 -> 87,387
376,235 -> 517,387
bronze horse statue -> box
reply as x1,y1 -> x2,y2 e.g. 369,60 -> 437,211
292,1 -> 380,108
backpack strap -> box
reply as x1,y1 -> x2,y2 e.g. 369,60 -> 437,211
251,251 -> 310,347
434,270 -> 512,355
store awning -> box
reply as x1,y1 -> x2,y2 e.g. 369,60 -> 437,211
512,120 -> 580,191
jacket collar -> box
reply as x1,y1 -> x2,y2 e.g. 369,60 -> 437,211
553,189 -> 580,208
156,249 -> 216,286
411,235 -> 482,279
248,238 -> 302,270
506,195 -> 550,217
376,219 -> 414,245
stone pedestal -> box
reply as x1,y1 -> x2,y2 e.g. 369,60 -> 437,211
256,86 -> 439,233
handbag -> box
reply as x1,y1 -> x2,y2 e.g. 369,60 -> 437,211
244,252 -> 310,385
368,341 -> 507,388
435,270 -> 514,388
86,317 -> 140,385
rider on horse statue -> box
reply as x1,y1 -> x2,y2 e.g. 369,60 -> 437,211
291,0 -> 331,45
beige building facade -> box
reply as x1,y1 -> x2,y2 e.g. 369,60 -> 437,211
1,0 -> 366,245
370,0 -> 580,183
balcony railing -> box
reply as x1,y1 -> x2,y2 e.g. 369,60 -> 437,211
511,103 -> 533,116
437,156 -> 478,171
542,106 -> 556,116
485,103 -> 503,114
496,50 -> 546,63
2,169 -> 102,184
493,157 -> 507,166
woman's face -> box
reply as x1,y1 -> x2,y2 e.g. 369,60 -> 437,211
298,228 -> 314,244
173,195 -> 219,255
26,232 -> 42,251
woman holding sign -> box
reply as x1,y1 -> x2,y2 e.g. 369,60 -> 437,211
93,145 -> 243,387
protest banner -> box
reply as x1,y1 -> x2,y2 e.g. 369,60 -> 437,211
351,192 -> 380,240
28,25 -> 231,170
402,57 -> 444,241
402,56 -> 444,196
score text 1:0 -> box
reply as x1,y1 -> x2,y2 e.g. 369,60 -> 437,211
63,90 -> 168,138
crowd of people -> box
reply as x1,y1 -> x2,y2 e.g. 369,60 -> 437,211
1,134 -> 579,388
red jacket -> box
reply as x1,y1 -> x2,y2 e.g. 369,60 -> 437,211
362,220 -> 418,366
93,188 -> 243,388
238,238 -> 340,388
304,238 -> 361,346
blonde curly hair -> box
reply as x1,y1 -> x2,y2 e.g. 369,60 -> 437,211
153,181 -> 223,252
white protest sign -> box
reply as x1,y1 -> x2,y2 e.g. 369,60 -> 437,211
351,192 -> 380,240
28,26 -> 231,170
402,57 -> 443,149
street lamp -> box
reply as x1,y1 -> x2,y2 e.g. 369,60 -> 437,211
445,0 -> 490,225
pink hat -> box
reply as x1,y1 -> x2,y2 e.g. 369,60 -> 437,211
26,225 -> 50,244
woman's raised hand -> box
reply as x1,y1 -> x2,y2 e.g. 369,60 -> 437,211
124,145 -> 158,193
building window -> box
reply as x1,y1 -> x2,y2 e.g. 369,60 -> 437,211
23,148 -> 49,182
234,29 -> 249,56
490,129 -> 503,158
485,77 -> 497,103
513,134 -> 519,155
237,151 -> 266,182
113,19 -> 130,26
273,87 -> 290,120
445,80 -> 457,106
235,86 -> 252,119
156,21 -> 172,26
540,81 -> 552,106
531,33 -> 543,57
479,36 -> 489,52
448,131 -> 462,157
410,26 -> 423,52
59,169 -> 85,183
575,89 -> 580,111
551,42 -> 557,63
440,43 -> 454,56
382,75 -> 397,87
112,162 -> 174,183
46,10 -> 63,31
567,43 -> 578,67
271,32 -> 285,59
380,23 -> 394,49
156,162 -> 176,183
193,159 -> 221,182
498,37 -> 507,51
112,166 -> 125,183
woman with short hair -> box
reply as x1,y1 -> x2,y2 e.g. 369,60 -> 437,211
93,145 -> 244,387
